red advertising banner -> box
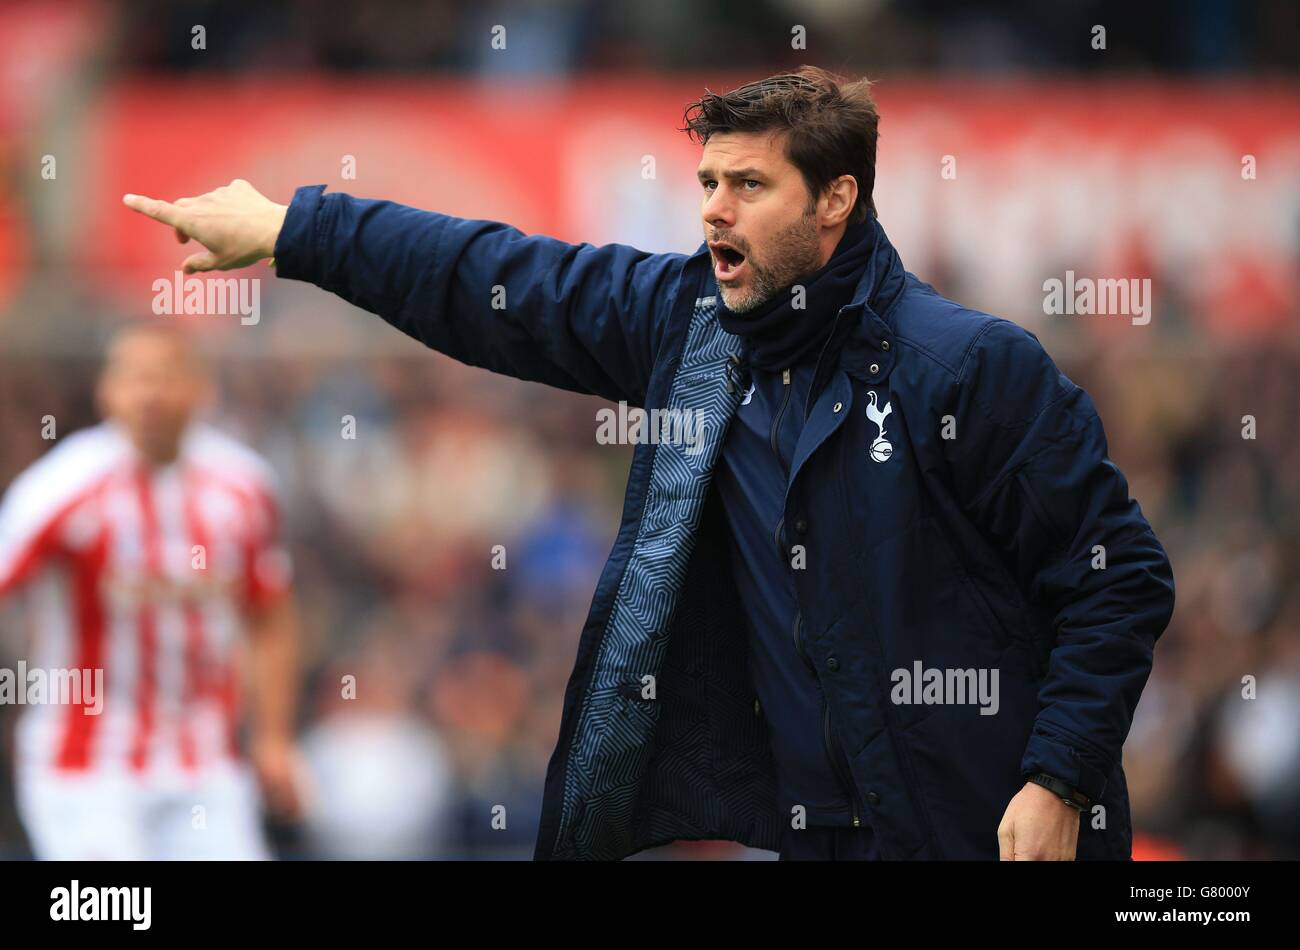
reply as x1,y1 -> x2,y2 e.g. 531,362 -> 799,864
8,77 -> 1300,341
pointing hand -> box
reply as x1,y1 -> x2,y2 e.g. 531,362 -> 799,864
123,179 -> 287,274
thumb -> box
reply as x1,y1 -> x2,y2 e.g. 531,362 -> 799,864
181,250 -> 220,274
998,817 -> 1015,861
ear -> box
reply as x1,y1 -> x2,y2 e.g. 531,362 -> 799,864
820,174 -> 859,228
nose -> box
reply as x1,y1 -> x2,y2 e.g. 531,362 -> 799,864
702,185 -> 735,230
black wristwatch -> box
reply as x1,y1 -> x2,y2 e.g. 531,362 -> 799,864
1025,772 -> 1092,812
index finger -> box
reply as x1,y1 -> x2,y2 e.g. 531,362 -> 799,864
122,193 -> 185,228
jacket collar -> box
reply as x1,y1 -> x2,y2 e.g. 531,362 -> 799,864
839,215 -> 906,384
694,215 -> 907,385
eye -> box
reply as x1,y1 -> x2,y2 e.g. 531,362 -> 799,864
702,180 -> 716,191
743,179 -> 761,190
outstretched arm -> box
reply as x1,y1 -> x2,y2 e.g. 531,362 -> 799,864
124,181 -> 684,405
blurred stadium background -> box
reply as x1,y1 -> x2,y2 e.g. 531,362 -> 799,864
0,0 -> 1298,859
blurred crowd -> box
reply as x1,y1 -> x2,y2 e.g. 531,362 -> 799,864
1,269 -> 1296,860
111,0 -> 1299,75
0,321 -> 624,859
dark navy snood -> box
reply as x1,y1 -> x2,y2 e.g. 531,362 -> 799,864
715,217 -> 875,371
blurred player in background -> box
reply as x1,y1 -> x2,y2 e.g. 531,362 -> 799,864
0,323 -> 305,859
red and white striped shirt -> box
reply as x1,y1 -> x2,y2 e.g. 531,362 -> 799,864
0,420 -> 292,776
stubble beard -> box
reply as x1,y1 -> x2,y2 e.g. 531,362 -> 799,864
718,205 -> 823,314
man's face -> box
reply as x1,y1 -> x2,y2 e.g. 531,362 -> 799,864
98,329 -> 210,464
698,130 -> 824,313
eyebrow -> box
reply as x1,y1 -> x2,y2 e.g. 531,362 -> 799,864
696,167 -> 765,182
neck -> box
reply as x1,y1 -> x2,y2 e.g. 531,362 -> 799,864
130,433 -> 181,468
106,418 -> 183,468
137,445 -> 179,468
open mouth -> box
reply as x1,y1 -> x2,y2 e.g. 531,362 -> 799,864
710,242 -> 747,280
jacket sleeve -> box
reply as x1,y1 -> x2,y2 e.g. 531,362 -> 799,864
271,184 -> 686,406
944,318 -> 1175,803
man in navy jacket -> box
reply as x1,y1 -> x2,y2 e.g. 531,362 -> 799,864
124,66 -> 1175,860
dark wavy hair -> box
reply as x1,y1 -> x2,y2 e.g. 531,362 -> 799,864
680,65 -> 879,223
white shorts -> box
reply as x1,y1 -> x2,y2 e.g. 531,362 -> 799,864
15,759 -> 272,861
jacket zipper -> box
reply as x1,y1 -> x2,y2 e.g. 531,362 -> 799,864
772,367 -> 794,561
805,310 -> 848,424
769,367 -> 792,462
823,698 -> 862,827
774,366 -> 861,828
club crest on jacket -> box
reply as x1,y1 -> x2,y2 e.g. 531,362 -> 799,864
866,390 -> 893,463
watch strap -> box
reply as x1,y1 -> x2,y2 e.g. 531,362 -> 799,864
1026,771 -> 1092,812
